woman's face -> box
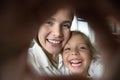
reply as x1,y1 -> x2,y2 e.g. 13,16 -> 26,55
38,7 -> 73,56
63,34 -> 91,76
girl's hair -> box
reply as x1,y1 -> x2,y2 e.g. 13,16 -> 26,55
71,30 -> 98,61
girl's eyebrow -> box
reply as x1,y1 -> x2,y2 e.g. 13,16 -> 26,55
78,43 -> 87,44
64,43 -> 71,48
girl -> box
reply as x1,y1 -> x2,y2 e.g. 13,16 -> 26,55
62,31 -> 98,79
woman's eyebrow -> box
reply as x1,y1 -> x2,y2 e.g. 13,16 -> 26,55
64,20 -> 71,23
47,17 -> 56,21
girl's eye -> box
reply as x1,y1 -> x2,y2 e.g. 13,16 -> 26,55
79,46 -> 88,51
64,48 -> 71,51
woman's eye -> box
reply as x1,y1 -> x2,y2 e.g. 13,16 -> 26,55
62,23 -> 70,29
45,20 -> 53,25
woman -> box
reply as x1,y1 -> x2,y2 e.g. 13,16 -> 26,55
28,4 -> 75,76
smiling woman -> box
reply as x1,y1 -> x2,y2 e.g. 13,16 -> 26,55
28,3 -> 75,76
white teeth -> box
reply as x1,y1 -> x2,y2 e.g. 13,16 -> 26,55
71,63 -> 81,67
70,60 -> 82,63
48,39 -> 61,44
70,59 -> 82,67
70,60 -> 82,67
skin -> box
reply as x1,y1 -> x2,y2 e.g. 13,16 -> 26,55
37,7 -> 73,62
0,1 -> 74,80
1,0 -> 120,80
63,34 -> 92,76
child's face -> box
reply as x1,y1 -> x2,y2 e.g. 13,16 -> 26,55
63,34 -> 91,76
38,7 -> 73,57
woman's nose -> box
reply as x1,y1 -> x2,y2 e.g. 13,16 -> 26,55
53,25 -> 63,37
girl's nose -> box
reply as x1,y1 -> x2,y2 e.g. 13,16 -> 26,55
71,49 -> 79,55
